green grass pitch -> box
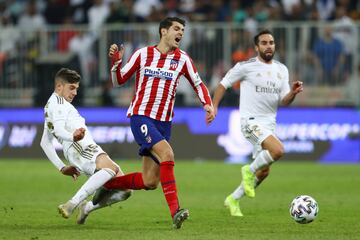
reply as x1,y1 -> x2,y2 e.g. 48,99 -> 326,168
1,159 -> 360,240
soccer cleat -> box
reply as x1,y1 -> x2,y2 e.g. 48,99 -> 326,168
172,208 -> 189,229
58,201 -> 77,219
92,186 -> 112,205
77,200 -> 89,225
241,164 -> 255,198
224,195 -> 243,217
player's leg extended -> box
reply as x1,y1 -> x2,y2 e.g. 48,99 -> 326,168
102,115 -> 164,191
242,135 -> 282,197
225,167 -> 270,216
141,155 -> 160,189
59,152 -> 119,219
76,155 -> 132,224
102,156 -> 157,190
151,140 -> 189,229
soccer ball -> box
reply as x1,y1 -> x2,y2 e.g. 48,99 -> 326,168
289,195 -> 318,224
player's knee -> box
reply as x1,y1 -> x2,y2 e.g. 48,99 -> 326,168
104,163 -> 120,175
163,149 -> 175,162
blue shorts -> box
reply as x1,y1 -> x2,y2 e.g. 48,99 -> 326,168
130,115 -> 172,156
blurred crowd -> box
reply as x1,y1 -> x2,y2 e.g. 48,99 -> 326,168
0,0 -> 359,26
0,0 -> 359,107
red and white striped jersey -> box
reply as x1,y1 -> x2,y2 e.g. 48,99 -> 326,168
110,46 -> 212,121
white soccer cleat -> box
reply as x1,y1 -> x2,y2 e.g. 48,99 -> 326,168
77,200 -> 89,225
58,201 -> 77,219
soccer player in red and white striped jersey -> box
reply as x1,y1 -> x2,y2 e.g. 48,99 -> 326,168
110,27 -> 213,122
103,17 -> 215,229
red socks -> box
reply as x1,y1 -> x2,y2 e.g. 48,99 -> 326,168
160,161 -> 179,217
104,161 -> 180,218
104,172 -> 145,190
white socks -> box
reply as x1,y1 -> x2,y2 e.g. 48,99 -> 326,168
82,190 -> 132,214
69,168 -> 115,206
232,177 -> 260,200
249,150 -> 274,173
231,150 -> 274,200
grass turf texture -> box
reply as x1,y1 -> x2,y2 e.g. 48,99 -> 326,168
0,160 -> 359,240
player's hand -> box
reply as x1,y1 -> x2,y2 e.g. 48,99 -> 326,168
291,81 -> 303,94
60,166 -> 80,181
204,104 -> 215,125
73,128 -> 85,142
108,44 -> 124,61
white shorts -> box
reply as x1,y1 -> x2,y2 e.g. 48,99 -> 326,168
65,143 -> 106,176
241,117 -> 276,159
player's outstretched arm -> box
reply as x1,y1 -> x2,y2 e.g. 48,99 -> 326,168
281,81 -> 303,106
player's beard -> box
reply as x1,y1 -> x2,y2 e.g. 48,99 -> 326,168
260,51 -> 274,62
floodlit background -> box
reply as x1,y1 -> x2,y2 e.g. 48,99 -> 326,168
0,0 -> 359,162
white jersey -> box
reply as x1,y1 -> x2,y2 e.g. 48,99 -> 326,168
220,57 -> 290,123
44,93 -> 96,158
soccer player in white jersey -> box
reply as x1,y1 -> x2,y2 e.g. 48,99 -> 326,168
212,29 -> 303,217
100,17 -> 215,229
40,68 -> 131,224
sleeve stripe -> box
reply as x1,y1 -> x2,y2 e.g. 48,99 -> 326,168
110,49 -> 141,86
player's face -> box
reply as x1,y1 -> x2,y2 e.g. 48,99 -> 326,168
163,21 -> 184,49
255,34 -> 275,62
58,82 -> 79,102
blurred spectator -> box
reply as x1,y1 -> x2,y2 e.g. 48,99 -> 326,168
57,15 -> 78,52
0,14 -> 20,87
164,0 -> 180,17
17,0 -> 46,41
133,0 -> 162,22
211,0 -> 230,22
333,6 -> 356,77
44,0 -> 68,25
106,0 -> 135,23
253,0 -> 269,22
0,14 -> 20,56
345,64 -> 360,106
179,0 -> 195,14
312,25 -> 344,85
87,0 -> 110,35
232,1 -> 248,23
69,32 -> 97,86
281,0 -> 312,20
3,0 -> 25,24
316,0 -> 335,20
70,0 -> 92,24
243,7 -> 258,36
